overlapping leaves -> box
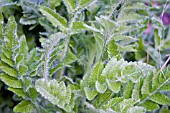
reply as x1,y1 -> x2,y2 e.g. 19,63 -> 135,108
81,57 -> 170,112
35,78 -> 74,112
0,0 -> 170,113
81,58 -> 155,99
0,15 -> 36,113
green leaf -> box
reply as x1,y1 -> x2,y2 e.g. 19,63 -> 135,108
23,77 -> 32,92
141,100 -> 159,111
95,81 -> 107,93
94,89 -> 113,108
58,51 -> 76,68
64,85 -> 72,104
122,64 -> 142,83
103,97 -> 123,110
118,13 -> 141,23
0,61 -> 18,77
1,53 -> 14,67
84,87 -> 98,100
82,61 -> 104,96
123,81 -> 133,99
28,49 -> 43,74
83,23 -> 101,33
89,61 -> 104,85
150,93 -> 170,106
13,100 -> 34,113
19,65 -> 28,76
154,28 -> 161,49
28,88 -> 39,102
119,99 -> 135,112
106,79 -> 121,93
0,13 -> 3,39
135,62 -> 155,76
4,16 -> 17,50
62,0 -> 75,14
151,72 -> 160,91
127,106 -> 146,113
19,35 -> 28,62
108,34 -> 137,57
48,0 -> 61,9
125,2 -> 149,10
35,78 -> 60,104
15,54 -> 24,67
160,105 -> 170,113
101,58 -> 117,77
19,1 -> 39,25
160,84 -> 170,92
19,16 -> 37,25
2,46 -> 12,59
40,6 -> 67,31
34,104 -> 48,113
0,73 -> 22,88
80,0 -> 93,7
94,33 -> 104,61
111,35 -> 136,44
50,51 -> 76,75
118,44 -> 136,52
107,39 -> 120,59
96,16 -> 117,35
141,73 -> 152,97
115,24 -> 132,34
35,78 -> 73,111
0,14 -> 3,54
28,48 -> 37,64
132,82 -> 140,101
72,22 -> 86,33
8,87 -> 25,98
135,38 -> 146,60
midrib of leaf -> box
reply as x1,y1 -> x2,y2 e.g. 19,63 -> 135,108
43,33 -> 65,79
137,76 -> 170,106
43,47 -> 51,79
60,0 -> 95,68
62,6 -> 79,62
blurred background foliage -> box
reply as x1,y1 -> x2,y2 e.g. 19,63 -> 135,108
0,0 -> 170,112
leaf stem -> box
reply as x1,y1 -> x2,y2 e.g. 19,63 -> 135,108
137,76 -> 170,105
153,54 -> 170,79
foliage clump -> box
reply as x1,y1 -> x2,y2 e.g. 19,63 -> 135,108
0,0 -> 170,113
